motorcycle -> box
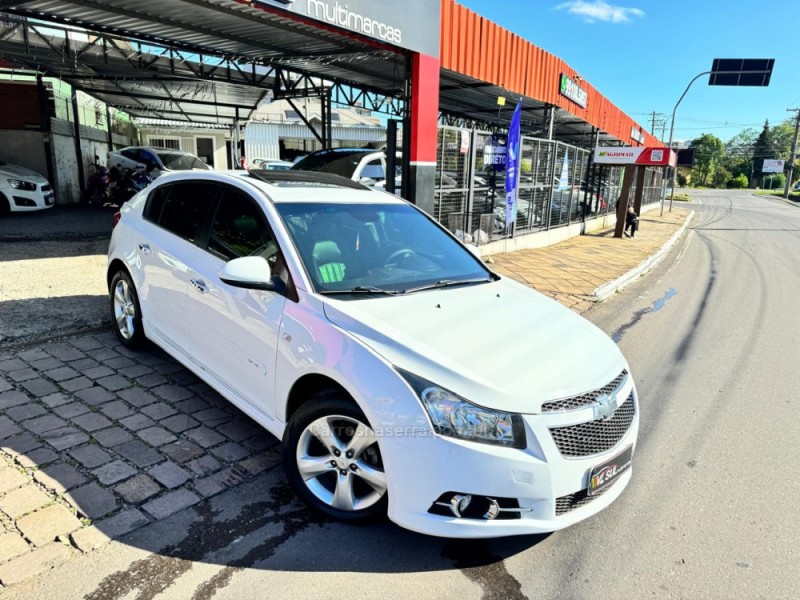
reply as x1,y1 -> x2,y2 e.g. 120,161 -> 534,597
85,156 -> 111,206
108,166 -> 153,206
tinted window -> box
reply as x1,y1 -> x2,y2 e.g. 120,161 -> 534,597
207,190 -> 276,262
292,151 -> 372,178
156,182 -> 217,242
143,185 -> 170,222
121,149 -> 140,161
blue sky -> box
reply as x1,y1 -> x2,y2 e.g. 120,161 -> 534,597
458,0 -> 798,143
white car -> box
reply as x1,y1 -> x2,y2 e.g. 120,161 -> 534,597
0,161 -> 55,214
107,170 -> 638,538
107,146 -> 210,179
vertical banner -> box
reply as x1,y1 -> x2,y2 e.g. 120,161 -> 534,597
505,100 -> 522,230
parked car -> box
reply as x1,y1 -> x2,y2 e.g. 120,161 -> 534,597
107,146 -> 210,179
292,148 -> 401,188
250,158 -> 294,171
0,161 -> 55,214
107,169 -> 638,538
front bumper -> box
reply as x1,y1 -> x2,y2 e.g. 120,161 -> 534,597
385,385 -> 639,538
6,187 -> 55,212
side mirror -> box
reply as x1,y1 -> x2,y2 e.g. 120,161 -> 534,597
218,256 -> 274,291
359,177 -> 376,186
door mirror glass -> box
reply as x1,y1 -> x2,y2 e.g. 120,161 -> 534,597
219,256 -> 273,290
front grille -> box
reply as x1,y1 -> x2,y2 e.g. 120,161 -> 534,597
549,393 -> 635,457
555,483 -> 612,516
541,370 -> 628,412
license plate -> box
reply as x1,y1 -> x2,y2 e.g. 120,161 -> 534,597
588,445 -> 633,496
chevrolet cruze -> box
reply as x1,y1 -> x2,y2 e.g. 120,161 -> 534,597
107,169 -> 638,537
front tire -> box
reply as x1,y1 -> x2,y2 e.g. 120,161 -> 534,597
283,394 -> 388,522
109,270 -> 145,349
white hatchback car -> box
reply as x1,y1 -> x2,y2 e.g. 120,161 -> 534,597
0,161 -> 55,214
107,169 -> 638,538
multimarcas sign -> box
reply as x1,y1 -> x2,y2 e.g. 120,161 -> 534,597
255,0 -> 441,56
593,146 -> 677,167
559,73 -> 587,108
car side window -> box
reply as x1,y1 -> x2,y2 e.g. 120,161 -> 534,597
360,159 -> 384,180
155,182 -> 217,243
207,189 -> 276,262
121,149 -> 139,161
143,184 -> 170,223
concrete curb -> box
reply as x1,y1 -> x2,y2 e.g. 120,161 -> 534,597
593,210 -> 695,301
750,192 -> 800,209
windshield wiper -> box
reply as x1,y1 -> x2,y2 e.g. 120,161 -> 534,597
319,286 -> 399,296
402,278 -> 492,294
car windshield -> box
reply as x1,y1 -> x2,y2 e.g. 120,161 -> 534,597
155,150 -> 210,171
291,151 -> 371,179
275,202 -> 492,294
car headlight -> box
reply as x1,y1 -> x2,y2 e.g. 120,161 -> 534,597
399,370 -> 526,449
8,179 -> 36,191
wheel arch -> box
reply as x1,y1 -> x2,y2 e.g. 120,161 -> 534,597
283,373 -> 354,425
107,258 -> 130,290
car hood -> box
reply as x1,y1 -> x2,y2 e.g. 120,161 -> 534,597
0,164 -> 48,183
322,278 -> 627,414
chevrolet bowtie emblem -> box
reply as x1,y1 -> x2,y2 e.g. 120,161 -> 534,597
593,393 -> 619,421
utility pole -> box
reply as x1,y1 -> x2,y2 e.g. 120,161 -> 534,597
784,108 -> 800,198
650,111 -> 658,135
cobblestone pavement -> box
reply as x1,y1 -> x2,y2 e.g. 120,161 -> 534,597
0,332 -> 281,587
0,203 -> 693,589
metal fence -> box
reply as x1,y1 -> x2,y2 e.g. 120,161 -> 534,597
434,126 -> 597,244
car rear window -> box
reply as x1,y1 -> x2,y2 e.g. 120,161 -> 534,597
156,151 -> 210,171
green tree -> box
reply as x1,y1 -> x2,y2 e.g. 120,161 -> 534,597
712,166 -> 732,188
752,120 -> 771,187
690,133 -> 725,186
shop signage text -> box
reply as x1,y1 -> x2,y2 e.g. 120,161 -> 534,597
762,159 -> 784,173
559,74 -> 587,108
631,127 -> 644,144
255,0 -> 440,56
593,146 -> 677,167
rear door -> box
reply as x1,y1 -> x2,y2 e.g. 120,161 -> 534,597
137,180 -> 218,357
187,185 -> 287,418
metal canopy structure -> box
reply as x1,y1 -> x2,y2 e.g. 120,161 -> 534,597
438,69 -> 623,149
0,0 -> 410,124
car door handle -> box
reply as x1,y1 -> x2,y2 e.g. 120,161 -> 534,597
190,278 -> 208,293
138,243 -> 151,254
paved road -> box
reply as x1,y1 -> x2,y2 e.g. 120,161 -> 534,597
5,190 -> 798,599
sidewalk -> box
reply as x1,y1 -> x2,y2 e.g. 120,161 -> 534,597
490,207 -> 692,313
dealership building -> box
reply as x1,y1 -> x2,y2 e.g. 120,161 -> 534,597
0,0 -> 661,248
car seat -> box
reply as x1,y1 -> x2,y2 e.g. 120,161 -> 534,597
312,241 -> 346,284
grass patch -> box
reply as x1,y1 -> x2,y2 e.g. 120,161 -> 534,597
671,193 -> 690,202
753,190 -> 800,200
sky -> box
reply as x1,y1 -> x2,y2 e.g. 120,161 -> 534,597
458,0 -> 799,143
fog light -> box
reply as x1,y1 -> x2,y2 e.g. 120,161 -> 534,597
450,494 -> 472,517
13,197 -> 36,207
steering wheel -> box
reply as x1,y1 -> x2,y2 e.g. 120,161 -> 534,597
385,248 -> 417,267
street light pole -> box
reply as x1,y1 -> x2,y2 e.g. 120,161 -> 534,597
662,70 -> 711,216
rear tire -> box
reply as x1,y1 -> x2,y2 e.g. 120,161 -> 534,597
109,270 -> 146,349
283,394 -> 388,523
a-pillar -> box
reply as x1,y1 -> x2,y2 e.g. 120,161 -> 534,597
405,52 -> 440,215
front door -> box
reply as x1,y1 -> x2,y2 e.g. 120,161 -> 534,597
196,137 -> 215,169
187,186 -> 286,418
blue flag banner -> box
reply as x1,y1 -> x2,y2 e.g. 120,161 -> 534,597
505,100 -> 522,230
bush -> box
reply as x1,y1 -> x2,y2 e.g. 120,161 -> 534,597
676,173 -> 688,187
729,174 -> 748,189
763,173 -> 785,189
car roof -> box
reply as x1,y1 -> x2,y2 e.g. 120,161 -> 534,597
151,170 -> 406,206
